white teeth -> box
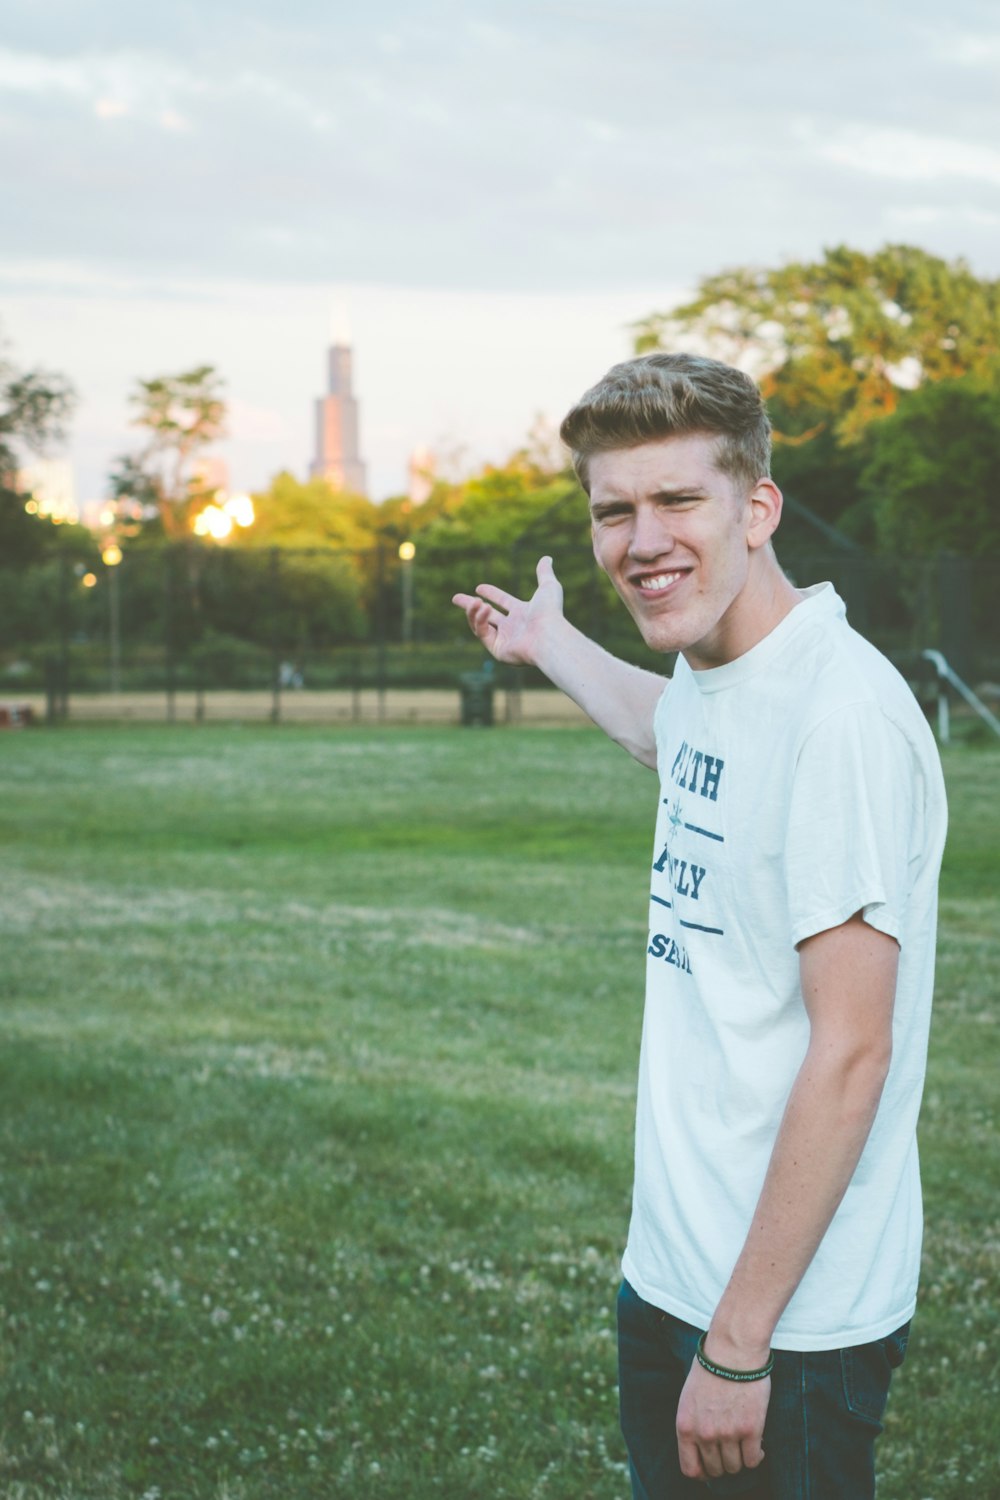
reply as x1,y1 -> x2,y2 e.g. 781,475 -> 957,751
643,572 -> 680,591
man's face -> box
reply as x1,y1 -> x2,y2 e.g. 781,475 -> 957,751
588,433 -> 775,669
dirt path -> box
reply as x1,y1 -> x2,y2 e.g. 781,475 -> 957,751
9,688 -> 593,727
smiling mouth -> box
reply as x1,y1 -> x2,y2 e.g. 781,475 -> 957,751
633,570 -> 687,593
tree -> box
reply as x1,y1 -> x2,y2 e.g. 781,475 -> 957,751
239,471 -> 377,552
860,371 -> 1000,558
0,328 -> 77,566
221,471 -> 377,647
0,483 -> 61,568
106,454 -> 162,537
0,342 -> 75,473
632,244 -> 1000,448
114,365 -> 226,539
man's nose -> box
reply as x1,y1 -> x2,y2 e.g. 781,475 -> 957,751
628,507 -> 674,560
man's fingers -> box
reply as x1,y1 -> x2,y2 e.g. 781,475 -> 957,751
452,589 -> 511,615
741,1436 -> 766,1470
700,1445 -> 726,1480
685,1434 -> 765,1479
471,606 -> 500,641
720,1438 -> 745,1475
457,565 -> 557,617
451,593 -> 486,619
676,1435 -> 706,1482
452,594 -> 499,642
452,592 -> 504,623
474,583 -> 517,612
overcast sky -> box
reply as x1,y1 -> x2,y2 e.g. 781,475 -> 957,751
3,0 -> 1000,502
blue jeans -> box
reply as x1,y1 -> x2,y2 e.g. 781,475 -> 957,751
617,1279 -> 909,1500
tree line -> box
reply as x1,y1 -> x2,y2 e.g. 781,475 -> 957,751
4,241 -> 999,654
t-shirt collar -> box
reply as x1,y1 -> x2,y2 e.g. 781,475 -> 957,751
680,582 -> 845,694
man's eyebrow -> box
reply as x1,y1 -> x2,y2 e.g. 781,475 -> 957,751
589,484 -> 709,512
650,486 -> 708,500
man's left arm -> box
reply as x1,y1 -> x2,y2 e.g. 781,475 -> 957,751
676,912 -> 899,1483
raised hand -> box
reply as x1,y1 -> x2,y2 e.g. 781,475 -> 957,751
452,555 -> 565,667
454,553 -> 663,766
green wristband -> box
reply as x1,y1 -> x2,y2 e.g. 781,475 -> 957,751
695,1332 -> 774,1383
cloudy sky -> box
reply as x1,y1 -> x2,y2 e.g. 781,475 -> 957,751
3,0 -> 999,502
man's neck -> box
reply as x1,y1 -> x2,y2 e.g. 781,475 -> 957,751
684,555 -> 805,672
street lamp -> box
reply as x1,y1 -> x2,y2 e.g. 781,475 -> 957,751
398,541 -> 416,645
101,543 -> 123,693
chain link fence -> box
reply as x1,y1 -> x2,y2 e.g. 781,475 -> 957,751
1,540 -> 997,726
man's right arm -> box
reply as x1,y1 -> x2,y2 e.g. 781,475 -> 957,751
452,556 -> 666,769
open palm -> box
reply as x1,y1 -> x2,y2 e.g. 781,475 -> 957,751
452,556 -> 565,666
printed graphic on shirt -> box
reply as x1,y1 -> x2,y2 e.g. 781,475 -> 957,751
648,738 -> 726,972
647,930 -> 693,973
670,740 -> 725,802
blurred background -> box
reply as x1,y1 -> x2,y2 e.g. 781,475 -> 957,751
2,0 -> 999,719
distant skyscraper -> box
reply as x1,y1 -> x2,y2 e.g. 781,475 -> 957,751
311,342 -> 367,495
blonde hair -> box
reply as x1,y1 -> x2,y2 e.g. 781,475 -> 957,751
560,352 -> 771,493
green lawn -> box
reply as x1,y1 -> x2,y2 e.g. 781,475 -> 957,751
0,725 -> 996,1500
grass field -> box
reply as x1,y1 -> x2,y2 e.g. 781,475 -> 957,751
0,724 -> 997,1500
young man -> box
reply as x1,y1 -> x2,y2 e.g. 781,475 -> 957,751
453,353 -> 946,1499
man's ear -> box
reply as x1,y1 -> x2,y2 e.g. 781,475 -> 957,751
746,479 -> 784,551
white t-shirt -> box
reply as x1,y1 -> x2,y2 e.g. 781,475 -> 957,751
621,583 -> 947,1351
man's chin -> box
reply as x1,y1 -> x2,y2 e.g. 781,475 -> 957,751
632,613 -> 689,657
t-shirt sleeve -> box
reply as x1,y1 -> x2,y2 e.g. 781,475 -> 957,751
785,702 -> 914,948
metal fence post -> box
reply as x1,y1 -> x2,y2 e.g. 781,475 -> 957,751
58,552 -> 70,721
375,543 -> 387,723
107,557 -> 122,694
164,548 -> 176,723
270,548 -> 282,725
